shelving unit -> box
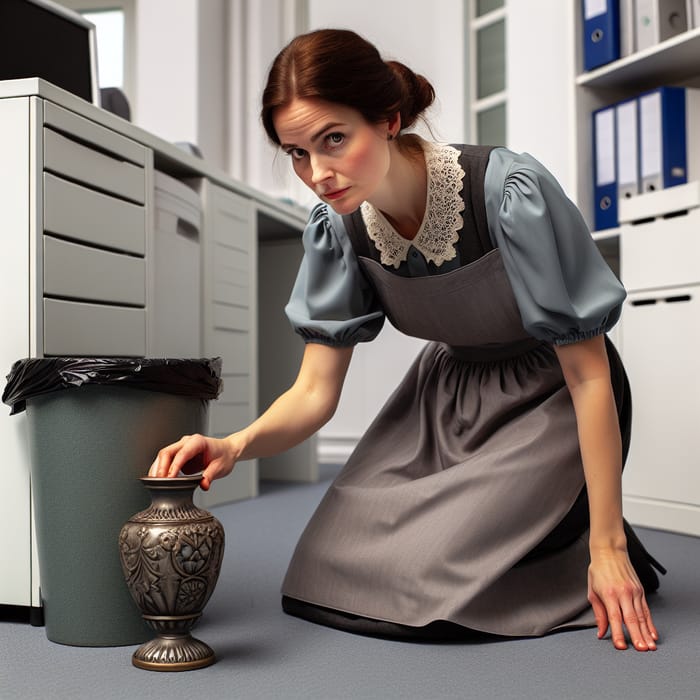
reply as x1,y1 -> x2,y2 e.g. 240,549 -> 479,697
573,27 -> 700,232
573,12 -> 700,536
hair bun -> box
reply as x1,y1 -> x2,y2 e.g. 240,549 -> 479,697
261,29 -> 436,144
386,61 -> 436,130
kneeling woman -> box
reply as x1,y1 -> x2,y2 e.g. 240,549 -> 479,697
151,29 -> 663,652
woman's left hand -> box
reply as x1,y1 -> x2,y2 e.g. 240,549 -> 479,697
588,547 -> 659,651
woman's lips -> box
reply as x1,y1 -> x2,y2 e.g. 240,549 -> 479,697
322,187 -> 350,201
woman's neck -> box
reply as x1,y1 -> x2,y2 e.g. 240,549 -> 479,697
367,137 -> 427,241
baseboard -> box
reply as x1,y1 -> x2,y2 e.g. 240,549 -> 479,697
317,435 -> 358,466
623,495 -> 700,537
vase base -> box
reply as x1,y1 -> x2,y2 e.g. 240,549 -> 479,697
132,634 -> 216,672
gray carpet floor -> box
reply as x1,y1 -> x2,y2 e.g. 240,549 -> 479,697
1,465 -> 699,700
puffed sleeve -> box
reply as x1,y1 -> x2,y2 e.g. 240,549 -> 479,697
484,148 -> 626,345
284,204 -> 385,346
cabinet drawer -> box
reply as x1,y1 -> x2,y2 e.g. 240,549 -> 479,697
43,298 -> 146,357
44,128 -> 145,204
213,303 -> 249,332
218,374 -> 250,404
44,173 -> 145,255
620,207 -> 700,291
207,328 -> 249,375
43,100 -> 147,166
43,236 -> 145,306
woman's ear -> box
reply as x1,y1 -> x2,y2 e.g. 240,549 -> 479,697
388,112 -> 401,137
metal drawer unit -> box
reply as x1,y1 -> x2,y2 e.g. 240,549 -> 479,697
196,179 -> 259,507
40,101 -> 149,357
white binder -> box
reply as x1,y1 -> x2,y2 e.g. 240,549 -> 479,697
616,99 -> 640,199
635,0 -> 688,51
638,87 -> 700,193
620,0 -> 636,56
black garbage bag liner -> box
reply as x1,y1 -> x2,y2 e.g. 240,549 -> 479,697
2,357 -> 223,415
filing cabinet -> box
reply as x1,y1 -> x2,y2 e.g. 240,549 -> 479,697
0,79 -> 307,613
41,102 -> 149,357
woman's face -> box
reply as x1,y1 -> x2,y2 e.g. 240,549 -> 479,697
273,97 -> 392,215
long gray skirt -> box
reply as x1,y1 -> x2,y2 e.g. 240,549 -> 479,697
281,337 -> 644,638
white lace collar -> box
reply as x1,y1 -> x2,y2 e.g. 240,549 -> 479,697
360,140 -> 465,269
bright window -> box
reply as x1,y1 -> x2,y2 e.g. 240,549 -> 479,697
467,0 -> 507,146
82,9 -> 125,88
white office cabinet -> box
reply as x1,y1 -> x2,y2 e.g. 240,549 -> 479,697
0,79 -> 307,614
196,180 -> 259,508
621,284 -> 700,535
616,202 -> 700,535
1,98 -> 34,609
0,94 -> 149,613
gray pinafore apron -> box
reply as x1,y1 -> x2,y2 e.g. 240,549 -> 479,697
281,148 -> 654,640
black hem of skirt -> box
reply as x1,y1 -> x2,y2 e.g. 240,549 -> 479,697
281,596 -> 496,643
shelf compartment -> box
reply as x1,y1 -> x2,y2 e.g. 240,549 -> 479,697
620,206 -> 700,291
576,27 -> 700,91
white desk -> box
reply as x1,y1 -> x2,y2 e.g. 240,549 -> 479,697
0,79 -> 313,615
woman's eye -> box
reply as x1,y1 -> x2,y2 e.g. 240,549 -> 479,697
326,132 -> 345,148
286,148 -> 307,160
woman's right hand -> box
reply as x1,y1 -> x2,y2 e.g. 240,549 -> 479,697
148,433 -> 237,491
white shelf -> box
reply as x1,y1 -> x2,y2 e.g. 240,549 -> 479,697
576,27 -> 700,91
592,228 -> 620,241
618,181 -> 700,224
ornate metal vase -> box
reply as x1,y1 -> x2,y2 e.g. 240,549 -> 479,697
118,475 -> 225,671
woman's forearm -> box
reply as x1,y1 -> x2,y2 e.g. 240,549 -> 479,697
566,376 -> 626,550
227,343 -> 354,463
554,336 -> 626,551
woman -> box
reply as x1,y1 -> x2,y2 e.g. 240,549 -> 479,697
151,29 -> 664,651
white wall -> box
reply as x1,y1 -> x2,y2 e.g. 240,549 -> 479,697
133,0 -> 228,171
305,0 -> 468,463
80,0 -> 575,467
506,0 -> 576,195
307,0 -> 467,143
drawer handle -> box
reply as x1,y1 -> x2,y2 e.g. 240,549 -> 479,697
631,294 -> 692,307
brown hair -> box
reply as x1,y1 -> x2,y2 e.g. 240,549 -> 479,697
261,29 -> 435,145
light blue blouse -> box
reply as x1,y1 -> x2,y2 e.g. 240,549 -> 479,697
284,147 -> 626,347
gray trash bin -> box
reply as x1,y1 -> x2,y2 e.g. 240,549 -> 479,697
2,357 -> 222,647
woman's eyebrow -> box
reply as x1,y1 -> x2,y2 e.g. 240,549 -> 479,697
281,122 -> 345,150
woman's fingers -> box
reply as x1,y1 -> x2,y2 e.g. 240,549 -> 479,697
165,434 -> 205,478
588,589 -> 609,641
602,585 -> 657,651
589,561 -> 659,652
148,435 -> 197,477
630,590 -> 657,650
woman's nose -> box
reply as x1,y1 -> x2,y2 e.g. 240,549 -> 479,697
310,154 -> 332,184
